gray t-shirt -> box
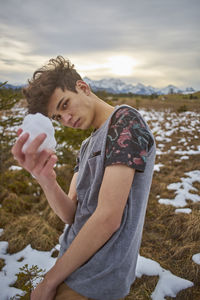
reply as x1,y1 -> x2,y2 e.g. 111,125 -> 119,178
59,105 -> 156,300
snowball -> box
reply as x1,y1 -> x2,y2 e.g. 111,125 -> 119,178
18,113 -> 57,153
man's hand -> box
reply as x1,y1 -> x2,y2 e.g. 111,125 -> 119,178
11,130 -> 58,188
30,278 -> 57,300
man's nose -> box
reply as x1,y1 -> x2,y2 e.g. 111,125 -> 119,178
62,113 -> 73,125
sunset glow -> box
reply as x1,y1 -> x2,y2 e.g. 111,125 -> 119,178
107,55 -> 138,76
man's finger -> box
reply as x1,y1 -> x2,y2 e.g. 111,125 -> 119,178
25,133 -> 47,155
11,132 -> 29,161
17,128 -> 23,136
33,150 -> 56,174
42,154 -> 58,175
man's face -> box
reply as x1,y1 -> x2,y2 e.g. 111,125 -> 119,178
48,82 -> 95,130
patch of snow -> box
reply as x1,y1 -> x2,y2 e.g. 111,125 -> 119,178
192,254 -> 200,265
136,255 -> 193,300
155,136 -> 172,143
157,143 -> 165,148
154,164 -> 164,172
175,146 -> 200,155
0,242 -> 59,300
9,165 -> 23,171
159,170 -> 200,207
180,156 -> 189,160
178,138 -> 186,144
175,208 -> 192,214
175,159 -> 181,163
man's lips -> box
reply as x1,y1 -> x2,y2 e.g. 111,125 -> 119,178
73,118 -> 81,128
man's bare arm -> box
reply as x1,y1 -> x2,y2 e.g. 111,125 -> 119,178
68,171 -> 78,203
33,164 -> 135,297
41,173 -> 78,224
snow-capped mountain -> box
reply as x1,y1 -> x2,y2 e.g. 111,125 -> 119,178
0,79 -> 196,95
84,77 -> 196,95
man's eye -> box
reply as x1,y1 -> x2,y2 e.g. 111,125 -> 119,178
62,100 -> 69,109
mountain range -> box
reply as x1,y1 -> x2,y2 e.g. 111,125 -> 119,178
1,79 -> 196,95
84,77 -> 196,95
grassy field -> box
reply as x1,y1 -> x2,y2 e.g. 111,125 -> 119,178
0,91 -> 200,299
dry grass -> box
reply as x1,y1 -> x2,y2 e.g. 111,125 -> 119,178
0,95 -> 200,299
0,258 -> 5,271
1,214 -> 60,253
115,91 -> 200,112
0,165 -> 72,254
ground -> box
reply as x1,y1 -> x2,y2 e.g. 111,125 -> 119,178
0,92 -> 200,299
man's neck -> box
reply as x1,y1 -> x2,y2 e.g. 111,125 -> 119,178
92,98 -> 115,129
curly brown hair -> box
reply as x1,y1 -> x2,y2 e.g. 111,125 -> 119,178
23,56 -> 82,116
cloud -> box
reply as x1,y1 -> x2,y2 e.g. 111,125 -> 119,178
0,0 -> 200,89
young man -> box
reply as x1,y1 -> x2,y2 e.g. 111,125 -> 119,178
12,56 -> 156,300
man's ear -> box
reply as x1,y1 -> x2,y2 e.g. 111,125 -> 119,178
76,80 -> 91,95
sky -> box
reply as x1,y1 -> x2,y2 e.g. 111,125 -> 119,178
0,0 -> 200,90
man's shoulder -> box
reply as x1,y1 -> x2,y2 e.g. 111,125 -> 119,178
110,105 -> 145,126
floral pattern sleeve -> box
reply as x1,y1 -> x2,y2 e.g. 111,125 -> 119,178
105,107 -> 154,172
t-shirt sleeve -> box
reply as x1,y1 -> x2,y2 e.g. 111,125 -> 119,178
105,107 -> 154,172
